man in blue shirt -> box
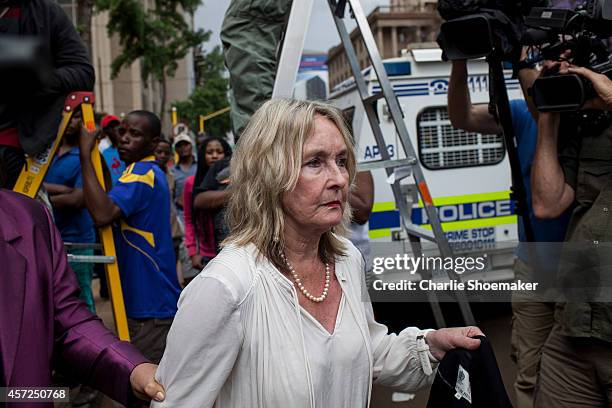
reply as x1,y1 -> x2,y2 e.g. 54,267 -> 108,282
78,109 -> 180,363
43,109 -> 96,313
448,56 -> 572,407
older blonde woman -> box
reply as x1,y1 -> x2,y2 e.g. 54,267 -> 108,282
152,99 -> 484,407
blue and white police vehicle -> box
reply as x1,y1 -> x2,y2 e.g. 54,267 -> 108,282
330,47 -> 525,282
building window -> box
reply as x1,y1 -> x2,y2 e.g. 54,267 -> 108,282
398,30 -> 406,43
417,106 -> 505,170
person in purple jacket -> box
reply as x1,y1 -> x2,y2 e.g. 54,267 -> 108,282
0,181 -> 166,406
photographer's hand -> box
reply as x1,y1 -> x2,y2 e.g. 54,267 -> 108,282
539,50 -> 572,78
564,66 -> 612,111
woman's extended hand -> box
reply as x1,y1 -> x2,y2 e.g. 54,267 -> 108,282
426,326 -> 484,361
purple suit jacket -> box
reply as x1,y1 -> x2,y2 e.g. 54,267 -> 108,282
0,190 -> 148,407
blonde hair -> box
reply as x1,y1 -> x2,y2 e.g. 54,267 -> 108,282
224,98 -> 357,267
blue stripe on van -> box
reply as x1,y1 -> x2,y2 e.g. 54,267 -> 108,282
369,210 -> 400,230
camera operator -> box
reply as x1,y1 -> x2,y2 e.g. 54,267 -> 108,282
564,65 -> 612,111
448,50 -> 573,408
532,61 -> 612,406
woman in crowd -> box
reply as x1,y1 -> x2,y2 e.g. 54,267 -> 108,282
193,140 -> 233,252
182,136 -> 232,283
153,99 -> 483,407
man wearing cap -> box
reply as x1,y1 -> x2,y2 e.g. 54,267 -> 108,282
170,132 -> 197,219
100,114 -> 125,186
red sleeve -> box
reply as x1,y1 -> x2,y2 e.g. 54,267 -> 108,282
183,176 -> 197,257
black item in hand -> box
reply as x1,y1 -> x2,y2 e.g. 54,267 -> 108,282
427,336 -> 512,408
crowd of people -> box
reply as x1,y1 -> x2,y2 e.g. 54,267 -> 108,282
0,8 -> 485,398
1,99 -> 484,407
3,0 -> 612,405
78,110 -> 236,365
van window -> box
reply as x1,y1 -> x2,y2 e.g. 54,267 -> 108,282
417,106 -> 505,170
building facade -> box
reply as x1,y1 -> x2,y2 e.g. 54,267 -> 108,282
327,0 -> 440,89
57,0 -> 195,133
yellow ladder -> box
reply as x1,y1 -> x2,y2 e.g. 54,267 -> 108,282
13,92 -> 130,341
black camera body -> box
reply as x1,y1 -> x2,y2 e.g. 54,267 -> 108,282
526,1 -> 612,111
531,59 -> 612,112
436,0 -> 549,61
437,0 -> 612,112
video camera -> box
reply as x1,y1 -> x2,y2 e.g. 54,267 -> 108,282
527,1 -> 612,111
436,0 -> 549,62
437,0 -> 612,112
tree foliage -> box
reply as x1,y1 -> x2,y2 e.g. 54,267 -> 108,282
172,46 -> 231,138
96,0 -> 209,120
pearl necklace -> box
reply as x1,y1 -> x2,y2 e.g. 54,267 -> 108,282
281,253 -> 330,303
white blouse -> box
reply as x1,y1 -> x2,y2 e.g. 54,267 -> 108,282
302,294 -> 370,407
152,239 -> 438,408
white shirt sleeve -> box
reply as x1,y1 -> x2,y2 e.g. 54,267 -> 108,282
367,302 -> 438,392
151,272 -> 243,407
344,237 -> 437,393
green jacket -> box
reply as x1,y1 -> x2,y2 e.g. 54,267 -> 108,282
220,0 -> 292,140
558,115 -> 612,344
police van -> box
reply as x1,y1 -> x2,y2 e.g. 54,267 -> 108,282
330,47 -> 524,282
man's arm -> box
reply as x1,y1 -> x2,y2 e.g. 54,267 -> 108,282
43,205 -> 164,404
515,47 -> 540,121
564,66 -> 612,111
517,70 -> 539,122
518,67 -> 539,120
43,2 -> 95,95
531,113 -> 575,218
448,60 -> 501,134
194,190 -> 231,211
44,183 -> 73,195
48,188 -> 84,210
193,160 -> 231,211
78,128 -> 122,226
350,171 -> 374,225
